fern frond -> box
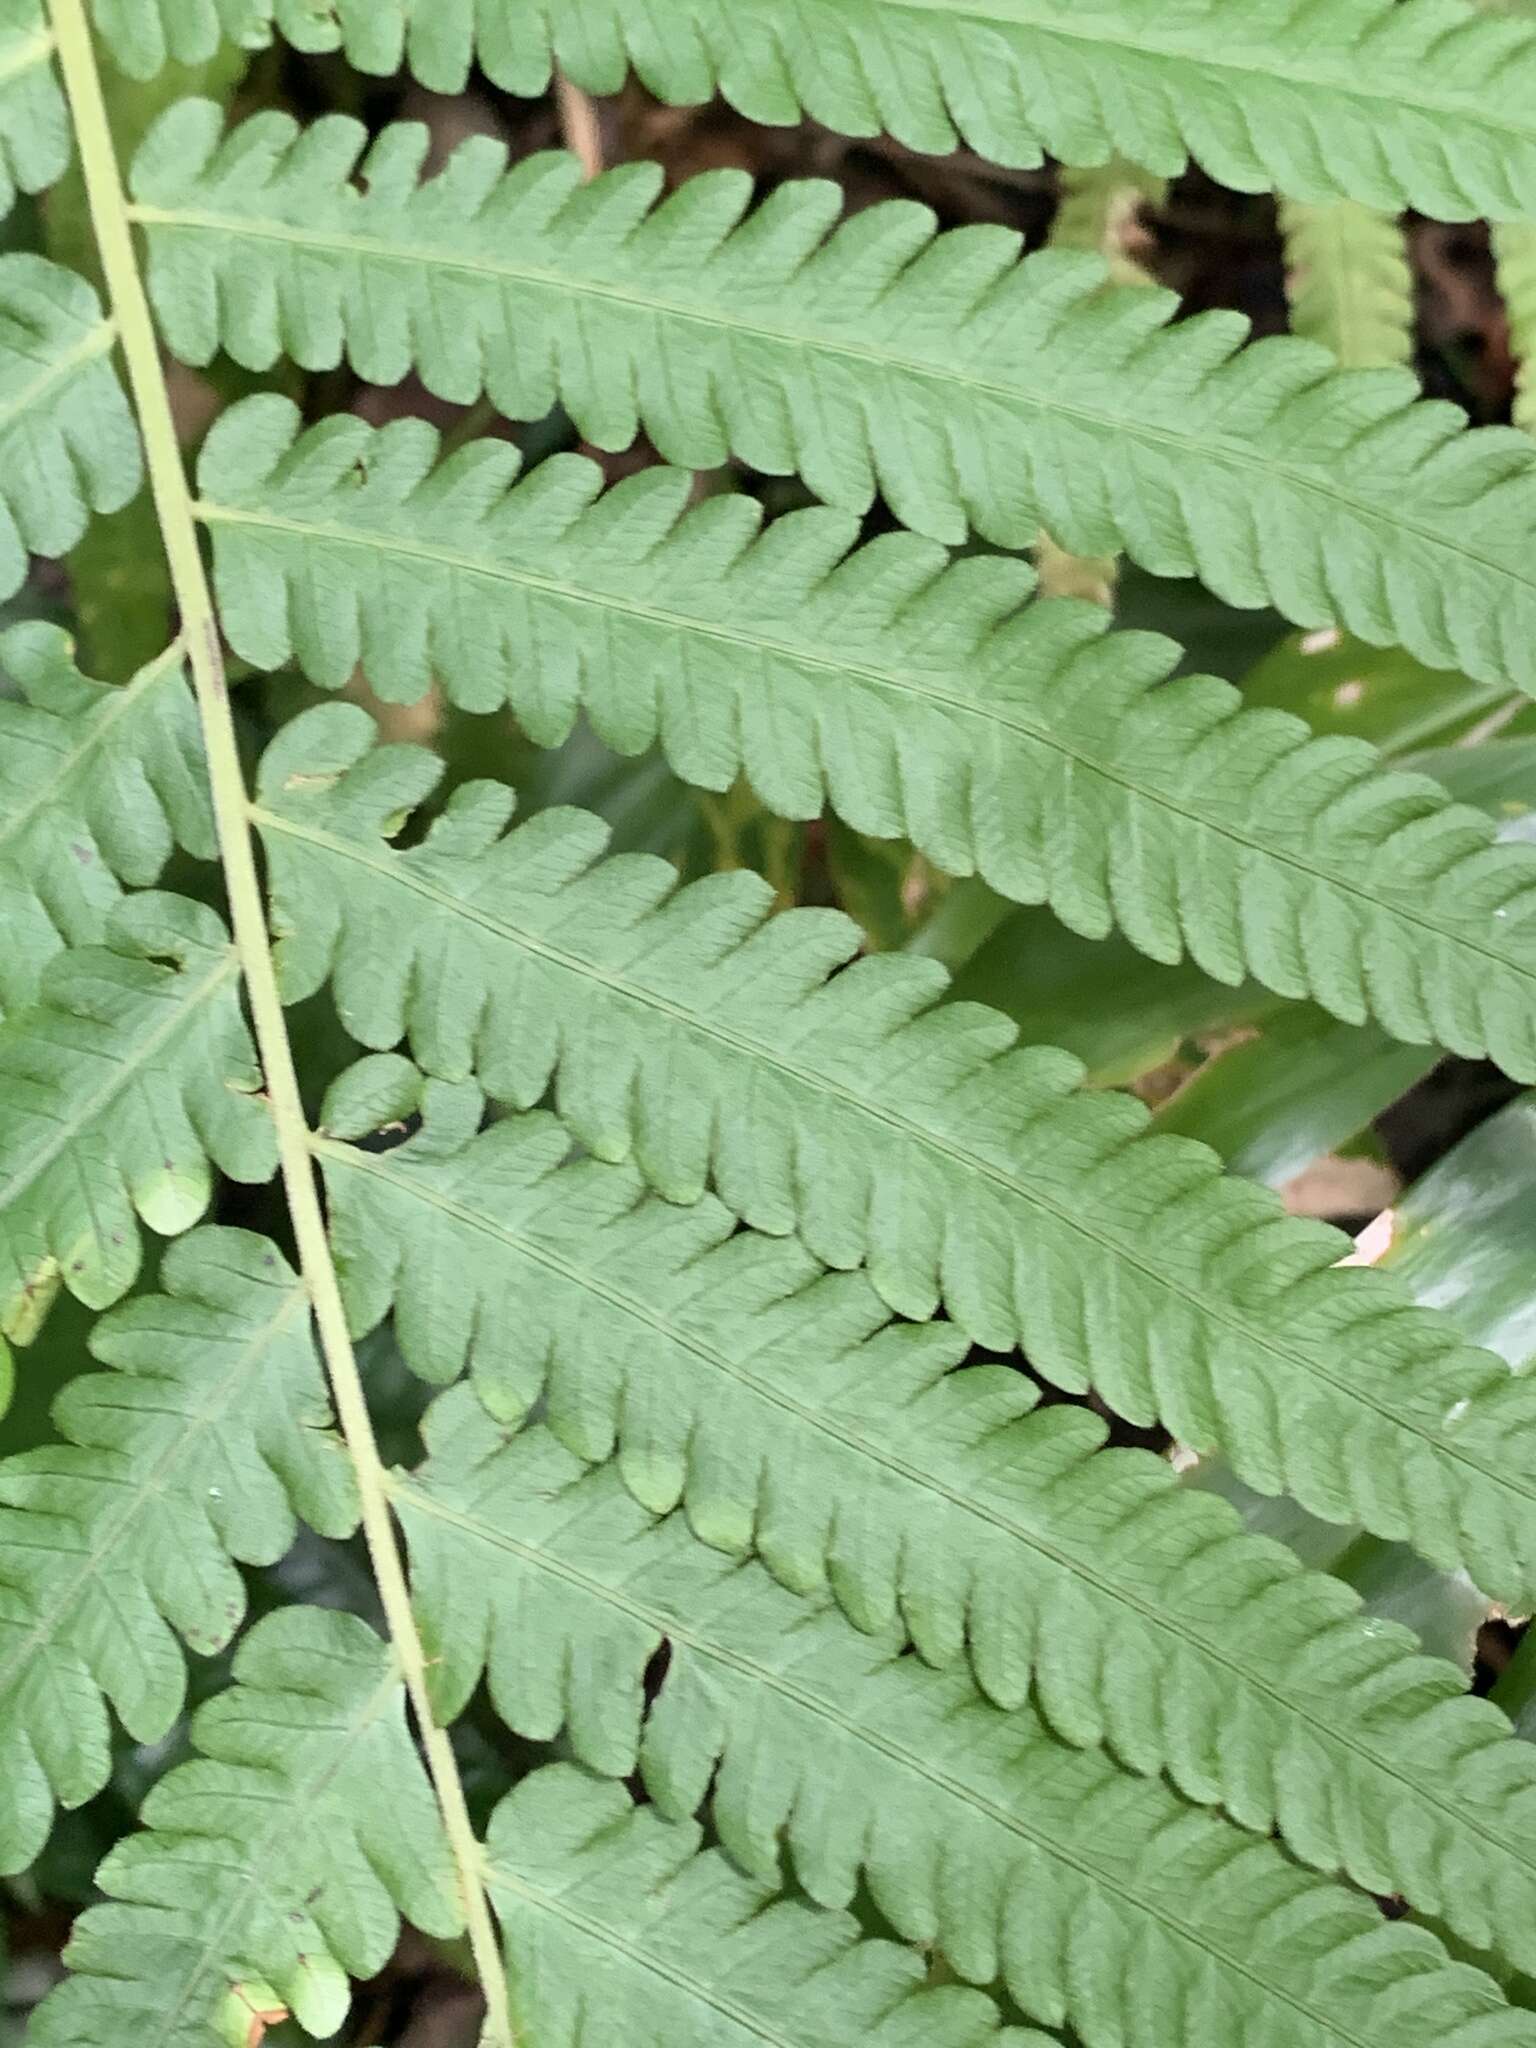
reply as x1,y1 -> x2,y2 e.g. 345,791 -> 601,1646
130,113 -> 1536,694
417,1421 -> 1536,2048
87,0 -> 266,75
43,2 -> 515,2023
29,1607 -> 462,2047
1048,158 -> 1164,285
0,252 -> 139,601
0,1227 -> 355,1873
0,1 -> 68,221
487,1766 -> 1042,2048
87,0 -> 391,79
334,1095 -> 1536,1970
0,623 -> 211,1018
202,400 -> 1536,1071
0,892 -> 275,1345
1278,200 -> 1415,368
94,0 -> 1536,223
1494,222 -> 1536,434
255,709 -> 1536,1604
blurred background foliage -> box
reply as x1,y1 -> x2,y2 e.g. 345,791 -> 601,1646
6,36 -> 1536,2045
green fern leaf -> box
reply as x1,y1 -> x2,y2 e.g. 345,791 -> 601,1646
132,112 -> 1536,694
1494,222 -> 1536,434
0,253 -> 139,601
256,710 -> 1536,1603
0,1 -> 69,221
202,400 -> 1536,1071
488,1765 -> 1053,2048
89,0 -> 394,79
1047,156 -> 1164,289
29,1607 -> 461,2047
337,1095 -> 1536,1970
95,0 -> 1536,223
0,624 -> 211,1018
0,1227 -> 355,1873
0,892 -> 275,1345
430,1431 -> 1536,2048
1278,200 -> 1415,368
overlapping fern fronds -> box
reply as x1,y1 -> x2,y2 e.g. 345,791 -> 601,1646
256,712 -> 1536,1606
88,0 -> 1536,222
13,3 -> 1536,2044
205,403 -> 1536,1073
130,109 -> 1536,695
398,1387 -> 1536,2038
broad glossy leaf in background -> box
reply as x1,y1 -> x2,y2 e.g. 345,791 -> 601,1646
1364,1094 -> 1536,1373
950,910 -> 1276,1087
1155,1008 -> 1426,1188
1241,627 -> 1520,753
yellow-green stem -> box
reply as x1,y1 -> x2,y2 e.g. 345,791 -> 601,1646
44,5 -> 513,2039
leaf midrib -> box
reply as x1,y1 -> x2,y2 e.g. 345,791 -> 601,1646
205,498 -> 1536,984
260,804 -> 1531,1521
134,203 -> 1536,610
408,1472 -> 1367,2048
343,1137 -> 1536,1914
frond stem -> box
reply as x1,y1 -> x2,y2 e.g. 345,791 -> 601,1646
554,75 -> 603,179
43,6 -> 513,2039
